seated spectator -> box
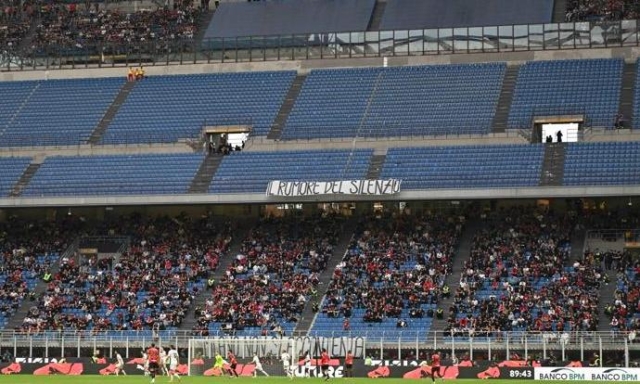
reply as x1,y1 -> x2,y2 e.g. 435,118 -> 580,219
194,213 -> 342,336
448,206 -> 601,338
323,212 -> 464,329
20,213 -> 231,333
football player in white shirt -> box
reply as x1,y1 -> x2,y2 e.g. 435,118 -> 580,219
252,354 -> 269,377
160,347 -> 168,376
115,351 -> 126,376
303,351 -> 311,378
167,345 -> 181,382
281,351 -> 293,379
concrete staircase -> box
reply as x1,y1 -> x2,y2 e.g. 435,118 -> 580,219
366,154 -> 387,179
179,223 -> 254,332
430,221 -> 479,331
597,270 -> 617,331
569,227 -> 587,263
492,65 -> 520,133
294,218 -> 357,335
552,0 -> 568,22
367,0 -> 387,31
4,238 -> 79,331
87,81 -> 136,144
10,160 -> 44,197
539,143 -> 567,187
618,63 -> 636,128
266,74 -> 307,140
188,155 -> 223,193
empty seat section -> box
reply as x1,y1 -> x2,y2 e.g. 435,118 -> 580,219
0,78 -> 122,147
204,0 -> 375,39
209,149 -> 373,194
22,153 -> 203,196
632,59 -> 640,129
0,157 -> 31,197
508,58 -> 623,129
282,63 -> 505,139
563,142 -> 640,186
381,144 -> 544,189
101,71 -> 296,144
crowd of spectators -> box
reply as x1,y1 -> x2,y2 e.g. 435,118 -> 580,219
565,0 -> 640,21
0,216 -> 84,328
192,213 -> 342,336
19,213 -> 231,333
447,206 -> 602,338
28,1 -> 201,56
322,211 -> 463,328
595,249 -> 640,338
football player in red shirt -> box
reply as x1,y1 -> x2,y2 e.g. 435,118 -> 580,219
321,349 -> 330,381
431,351 -> 442,382
146,343 -> 160,384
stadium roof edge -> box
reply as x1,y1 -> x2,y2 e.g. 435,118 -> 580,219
2,46 -> 640,82
1,186 -> 640,207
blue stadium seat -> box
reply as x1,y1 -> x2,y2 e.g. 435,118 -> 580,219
563,142 -> 640,186
282,63 -> 506,139
0,78 -> 123,147
101,72 -> 295,144
0,157 -> 31,197
508,59 -> 623,129
22,153 -> 204,196
380,144 -> 544,189
209,149 -> 373,194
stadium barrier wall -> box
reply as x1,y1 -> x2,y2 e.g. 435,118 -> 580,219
0,331 -> 636,368
4,19 -> 640,72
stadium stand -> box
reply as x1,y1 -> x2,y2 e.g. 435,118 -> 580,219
563,142 -> 640,186
29,2 -> 200,56
380,0 -> 553,31
0,78 -> 122,147
101,72 -> 295,144
0,157 -> 31,197
282,63 -> 506,139
312,212 -> 463,339
20,214 -> 231,333
449,207 -> 601,337
193,214 -> 341,337
0,216 -> 84,331
508,58 -> 623,129
203,0 -> 375,40
380,145 -> 545,190
22,153 -> 204,196
209,149 -> 373,194
605,251 -> 639,335
565,0 -> 639,21
0,17 -> 30,51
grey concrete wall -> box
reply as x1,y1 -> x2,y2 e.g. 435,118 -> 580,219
1,185 -> 640,208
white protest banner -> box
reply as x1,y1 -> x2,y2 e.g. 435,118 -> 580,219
266,179 -> 401,197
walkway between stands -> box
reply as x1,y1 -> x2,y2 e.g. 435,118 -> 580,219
296,217 -> 358,335
429,220 -> 480,331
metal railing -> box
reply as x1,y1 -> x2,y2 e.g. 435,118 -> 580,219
2,19 -> 640,71
1,330 -> 638,361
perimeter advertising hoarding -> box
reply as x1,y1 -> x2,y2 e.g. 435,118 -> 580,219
534,367 -> 640,381
0,358 -> 534,379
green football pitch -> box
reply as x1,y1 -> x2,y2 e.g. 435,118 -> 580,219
0,377 -> 619,384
